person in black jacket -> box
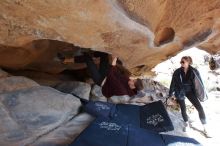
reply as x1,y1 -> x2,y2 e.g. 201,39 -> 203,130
168,56 -> 211,137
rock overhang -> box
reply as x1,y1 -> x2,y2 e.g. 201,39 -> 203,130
0,0 -> 220,74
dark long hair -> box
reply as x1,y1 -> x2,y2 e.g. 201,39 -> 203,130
116,64 -> 132,77
116,63 -> 143,91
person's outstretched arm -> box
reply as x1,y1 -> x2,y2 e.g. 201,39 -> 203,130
101,56 -> 118,86
112,56 -> 117,66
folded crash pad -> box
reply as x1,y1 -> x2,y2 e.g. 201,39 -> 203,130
70,118 -> 201,146
83,101 -> 116,118
82,100 -> 174,132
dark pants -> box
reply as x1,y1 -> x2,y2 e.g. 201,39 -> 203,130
178,92 -> 206,124
84,52 -> 110,86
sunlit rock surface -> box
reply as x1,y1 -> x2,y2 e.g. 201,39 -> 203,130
1,0 -> 220,74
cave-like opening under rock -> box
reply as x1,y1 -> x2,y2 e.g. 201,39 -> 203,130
2,39 -> 158,87
1,39 -> 116,87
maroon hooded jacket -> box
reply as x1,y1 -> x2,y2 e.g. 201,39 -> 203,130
102,66 -> 137,98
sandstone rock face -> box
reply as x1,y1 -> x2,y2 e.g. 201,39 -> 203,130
31,113 -> 94,146
0,85 -> 81,146
0,76 -> 39,93
1,0 -> 220,73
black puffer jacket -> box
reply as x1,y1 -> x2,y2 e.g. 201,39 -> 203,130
169,66 -> 206,100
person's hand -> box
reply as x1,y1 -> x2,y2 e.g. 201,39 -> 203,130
112,56 -> 118,66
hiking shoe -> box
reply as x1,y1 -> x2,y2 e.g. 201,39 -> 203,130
204,128 -> 213,138
183,125 -> 190,132
183,122 -> 190,132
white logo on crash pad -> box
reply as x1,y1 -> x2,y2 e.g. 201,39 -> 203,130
146,113 -> 164,126
99,122 -> 121,131
95,103 -> 110,111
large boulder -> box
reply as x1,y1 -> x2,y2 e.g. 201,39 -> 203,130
31,113 -> 94,146
54,81 -> 91,100
90,85 -> 107,102
142,78 -> 169,100
1,0 -> 220,74
0,76 -> 39,94
0,86 -> 81,146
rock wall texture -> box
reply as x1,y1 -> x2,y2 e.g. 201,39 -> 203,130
0,85 -> 82,146
0,0 -> 220,73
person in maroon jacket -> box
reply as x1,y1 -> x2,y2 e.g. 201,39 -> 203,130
84,52 -> 143,98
